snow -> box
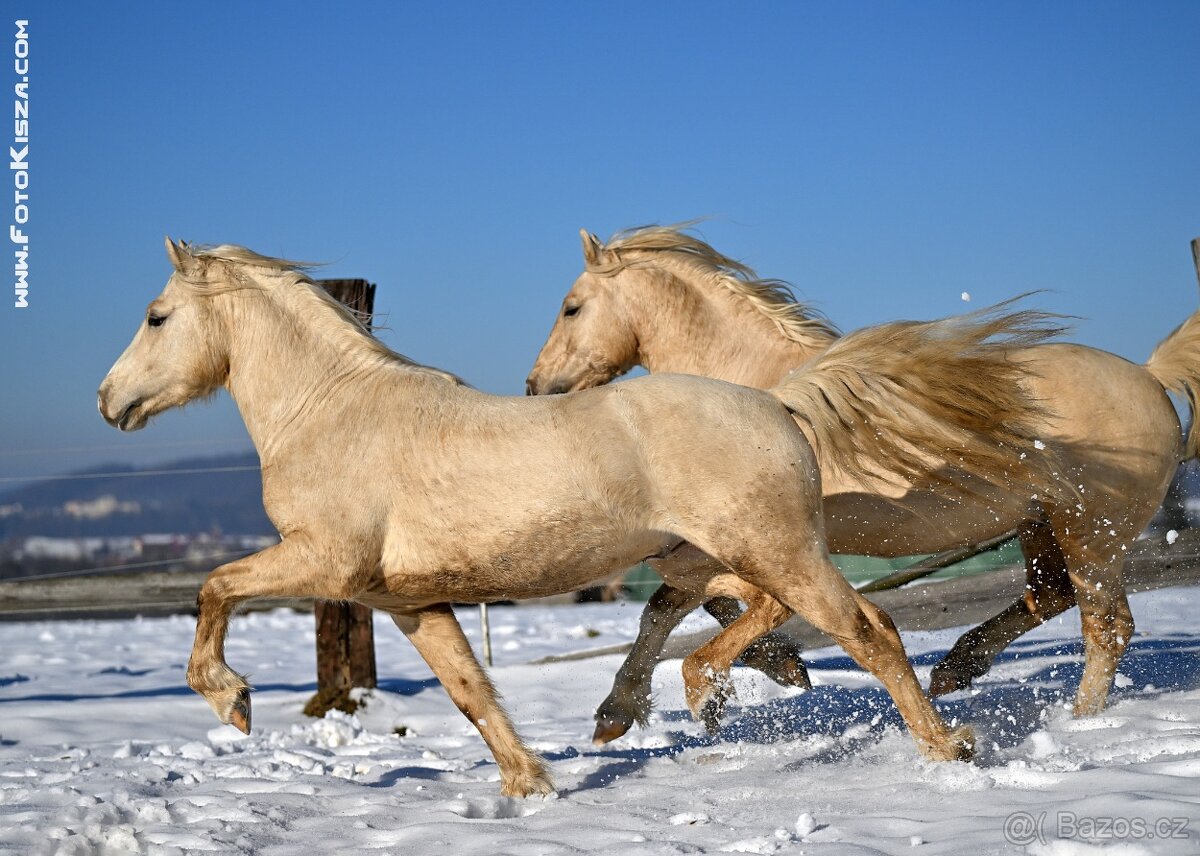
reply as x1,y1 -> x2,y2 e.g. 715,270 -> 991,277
1,589 -> 1199,854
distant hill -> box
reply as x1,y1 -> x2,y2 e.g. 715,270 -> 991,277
0,452 -> 273,538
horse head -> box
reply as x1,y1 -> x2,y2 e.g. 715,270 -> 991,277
97,238 -> 230,431
526,229 -> 641,395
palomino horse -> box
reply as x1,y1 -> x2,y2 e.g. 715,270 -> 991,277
99,239 -> 1062,796
527,225 -> 1200,745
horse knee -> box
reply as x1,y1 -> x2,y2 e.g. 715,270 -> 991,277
196,575 -> 232,613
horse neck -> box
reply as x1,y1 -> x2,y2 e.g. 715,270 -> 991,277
219,284 -> 383,460
626,260 -> 829,389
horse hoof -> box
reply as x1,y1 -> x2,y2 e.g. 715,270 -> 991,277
699,696 -> 725,735
229,688 -> 252,734
771,658 -> 812,690
928,666 -> 970,698
919,724 -> 975,762
739,640 -> 812,690
592,715 -> 632,746
688,684 -> 728,735
943,726 -> 975,762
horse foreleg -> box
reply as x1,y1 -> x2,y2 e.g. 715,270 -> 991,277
684,578 -> 794,733
929,518 -> 1075,696
188,537 -> 348,732
703,598 -> 812,691
390,604 -> 554,797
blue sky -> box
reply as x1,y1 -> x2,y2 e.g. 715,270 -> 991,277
1,2 -> 1198,484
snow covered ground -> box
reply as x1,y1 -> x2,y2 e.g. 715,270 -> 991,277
1,587 -> 1198,855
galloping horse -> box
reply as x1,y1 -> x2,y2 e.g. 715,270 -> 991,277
527,225 -> 1200,744
99,239 -> 1061,795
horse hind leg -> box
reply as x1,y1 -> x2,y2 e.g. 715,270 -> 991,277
688,533 -> 972,761
593,581 -> 705,745
1052,526 -> 1136,716
929,517 -> 1075,696
595,548 -> 812,746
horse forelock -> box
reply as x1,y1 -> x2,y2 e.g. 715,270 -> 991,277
596,224 -> 840,347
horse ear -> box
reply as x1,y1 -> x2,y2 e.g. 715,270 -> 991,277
165,236 -> 184,271
580,229 -> 604,268
164,237 -> 197,274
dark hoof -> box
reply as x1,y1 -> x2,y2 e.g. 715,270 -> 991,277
929,655 -> 990,697
230,688 -> 252,734
592,713 -> 633,746
738,637 -> 812,689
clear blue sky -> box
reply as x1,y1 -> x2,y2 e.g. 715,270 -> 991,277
1,2 -> 1198,483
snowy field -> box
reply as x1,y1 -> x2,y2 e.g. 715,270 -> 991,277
1,588 -> 1199,855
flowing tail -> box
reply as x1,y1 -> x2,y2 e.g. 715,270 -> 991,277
1146,309 -> 1200,460
769,297 -> 1072,498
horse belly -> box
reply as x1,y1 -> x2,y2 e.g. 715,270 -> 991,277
823,486 -> 1031,557
377,513 -> 671,606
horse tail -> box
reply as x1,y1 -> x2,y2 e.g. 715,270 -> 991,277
768,296 -> 1072,498
1146,309 -> 1200,460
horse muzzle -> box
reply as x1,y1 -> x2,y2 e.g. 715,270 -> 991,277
97,386 -> 147,432
525,375 -> 573,396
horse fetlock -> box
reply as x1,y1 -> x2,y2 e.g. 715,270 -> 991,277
916,724 -> 976,762
1071,689 -> 1110,718
683,662 -> 735,732
498,755 -> 556,798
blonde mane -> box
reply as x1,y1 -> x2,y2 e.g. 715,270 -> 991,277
596,225 -> 841,348
179,243 -> 463,384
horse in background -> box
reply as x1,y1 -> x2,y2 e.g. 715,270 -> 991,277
527,224 -> 1200,744
97,239 -> 1066,795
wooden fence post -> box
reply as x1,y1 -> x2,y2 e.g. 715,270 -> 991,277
1192,237 -> 1200,292
302,278 -> 379,718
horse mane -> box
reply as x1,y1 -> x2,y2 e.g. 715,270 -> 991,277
178,243 -> 464,385
597,224 -> 841,348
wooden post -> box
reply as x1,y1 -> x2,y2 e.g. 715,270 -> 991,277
302,278 -> 379,718
1192,237 -> 1200,292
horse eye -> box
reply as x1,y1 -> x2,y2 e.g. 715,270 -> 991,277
563,304 -> 581,318
147,314 -> 167,328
